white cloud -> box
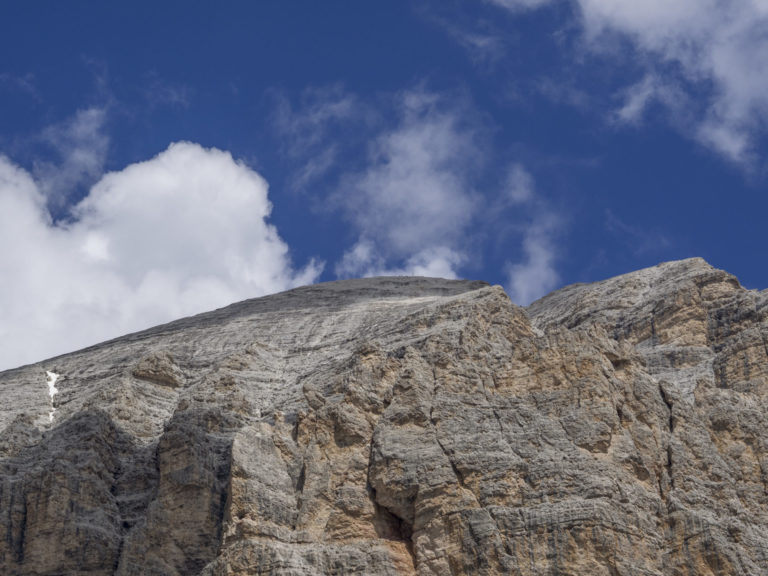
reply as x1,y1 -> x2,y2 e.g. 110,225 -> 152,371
612,73 -> 687,127
578,0 -> 768,161
334,91 -> 478,278
696,118 -> 753,163
335,240 -> 380,278
485,0 -> 768,163
505,211 -> 560,305
35,107 -> 110,205
336,240 -> 463,279
0,142 -> 321,370
500,165 -> 560,305
329,89 -> 562,294
614,75 -> 659,125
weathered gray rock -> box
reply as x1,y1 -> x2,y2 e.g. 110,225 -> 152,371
1,261 -> 767,575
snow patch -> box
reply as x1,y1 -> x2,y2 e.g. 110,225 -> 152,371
46,370 -> 60,422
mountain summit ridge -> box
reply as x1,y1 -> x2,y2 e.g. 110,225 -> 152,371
1,259 -> 767,575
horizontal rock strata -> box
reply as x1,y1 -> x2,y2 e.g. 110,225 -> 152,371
1,260 -> 767,575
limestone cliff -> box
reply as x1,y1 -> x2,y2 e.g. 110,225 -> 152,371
1,259 -> 767,575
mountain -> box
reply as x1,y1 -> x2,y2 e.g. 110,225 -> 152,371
1,259 -> 767,575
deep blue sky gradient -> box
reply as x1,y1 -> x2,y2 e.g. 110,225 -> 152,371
1,1 -> 765,292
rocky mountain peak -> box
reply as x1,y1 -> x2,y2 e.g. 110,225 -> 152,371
1,260 -> 767,575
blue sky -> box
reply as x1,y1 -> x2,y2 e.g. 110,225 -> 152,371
0,1 -> 766,369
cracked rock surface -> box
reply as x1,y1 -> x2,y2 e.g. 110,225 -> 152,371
1,260 -> 767,575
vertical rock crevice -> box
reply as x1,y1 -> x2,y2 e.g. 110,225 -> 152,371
1,268 -> 767,575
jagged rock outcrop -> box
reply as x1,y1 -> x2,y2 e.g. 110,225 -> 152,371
1,259 -> 767,575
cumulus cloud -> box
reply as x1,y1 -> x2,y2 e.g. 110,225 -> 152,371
485,0 -> 768,163
334,91 -> 479,279
0,142 -> 321,370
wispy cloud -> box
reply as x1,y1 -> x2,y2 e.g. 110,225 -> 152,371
455,0 -> 768,165
503,163 -> 535,204
34,107 -> 110,208
425,13 -> 506,67
485,0 -> 553,12
336,240 -> 464,279
611,73 -> 686,126
0,143 -> 321,370
605,209 -> 670,256
274,84 -> 565,298
613,74 -> 662,125
0,72 -> 40,101
534,76 -> 592,111
271,85 -> 362,190
334,89 -> 480,279
501,164 -> 561,305
576,0 -> 768,163
143,72 -> 192,109
506,215 -> 560,306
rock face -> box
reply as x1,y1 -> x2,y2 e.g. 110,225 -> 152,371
1,259 -> 767,575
